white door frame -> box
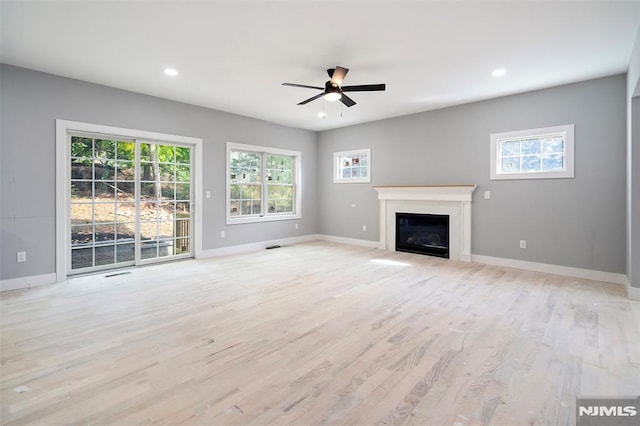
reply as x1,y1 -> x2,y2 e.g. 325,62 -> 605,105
56,119 -> 203,282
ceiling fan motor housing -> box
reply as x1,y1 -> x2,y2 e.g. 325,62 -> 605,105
325,80 -> 340,94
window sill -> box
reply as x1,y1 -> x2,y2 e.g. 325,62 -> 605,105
490,171 -> 574,180
226,213 -> 301,225
334,178 -> 371,184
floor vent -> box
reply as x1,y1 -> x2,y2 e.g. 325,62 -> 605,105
105,271 -> 132,278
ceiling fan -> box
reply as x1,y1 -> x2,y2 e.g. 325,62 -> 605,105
282,66 -> 386,107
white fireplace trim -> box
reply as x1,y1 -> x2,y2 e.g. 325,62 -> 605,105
373,185 -> 477,262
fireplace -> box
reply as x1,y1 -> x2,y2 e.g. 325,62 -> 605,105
396,213 -> 450,258
373,185 -> 477,262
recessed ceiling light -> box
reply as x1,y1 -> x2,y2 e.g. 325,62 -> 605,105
164,68 -> 178,77
492,68 -> 506,77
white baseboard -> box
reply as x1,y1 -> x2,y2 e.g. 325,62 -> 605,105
625,279 -> 640,301
316,234 -> 380,248
471,254 -> 628,286
198,234 -> 320,258
1,273 -> 57,292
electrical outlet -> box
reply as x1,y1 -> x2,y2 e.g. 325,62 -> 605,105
205,191 -> 211,199
220,231 -> 226,239
520,240 -> 527,249
484,191 -> 491,200
362,225 -> 367,232
295,223 -> 299,230
17,251 -> 26,263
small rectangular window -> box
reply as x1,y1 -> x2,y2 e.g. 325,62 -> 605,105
490,124 -> 574,180
334,149 -> 371,183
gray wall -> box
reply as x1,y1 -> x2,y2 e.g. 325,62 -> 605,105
318,75 -> 627,274
632,97 -> 640,287
627,28 -> 640,289
0,64 -> 630,281
0,64 -> 318,280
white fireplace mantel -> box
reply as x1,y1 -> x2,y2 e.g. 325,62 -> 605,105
373,185 -> 477,262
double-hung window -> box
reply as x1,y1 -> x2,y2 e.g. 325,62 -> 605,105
226,142 -> 301,224
490,124 -> 574,180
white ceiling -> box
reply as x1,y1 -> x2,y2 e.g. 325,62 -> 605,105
2,1 -> 640,131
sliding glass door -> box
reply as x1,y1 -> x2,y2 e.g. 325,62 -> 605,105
69,135 -> 193,275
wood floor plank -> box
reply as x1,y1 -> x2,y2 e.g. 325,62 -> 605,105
1,241 -> 638,425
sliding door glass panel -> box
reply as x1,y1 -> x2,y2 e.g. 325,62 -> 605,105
138,142 -> 192,262
70,136 -> 136,272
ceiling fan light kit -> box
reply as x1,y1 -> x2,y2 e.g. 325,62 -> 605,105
282,65 -> 385,108
324,82 -> 342,102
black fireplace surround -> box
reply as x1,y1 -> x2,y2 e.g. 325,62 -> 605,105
396,212 -> 450,258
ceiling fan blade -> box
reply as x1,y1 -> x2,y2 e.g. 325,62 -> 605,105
282,82 -> 324,90
341,84 -> 386,92
331,66 -> 349,86
297,92 -> 325,105
340,93 -> 356,107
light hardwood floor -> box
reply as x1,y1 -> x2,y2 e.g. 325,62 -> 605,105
1,241 -> 638,425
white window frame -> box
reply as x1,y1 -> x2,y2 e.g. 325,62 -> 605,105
334,148 -> 371,183
490,124 -> 574,180
56,119 -> 203,283
226,142 -> 302,224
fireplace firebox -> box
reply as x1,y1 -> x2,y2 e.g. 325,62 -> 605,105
396,213 -> 450,258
